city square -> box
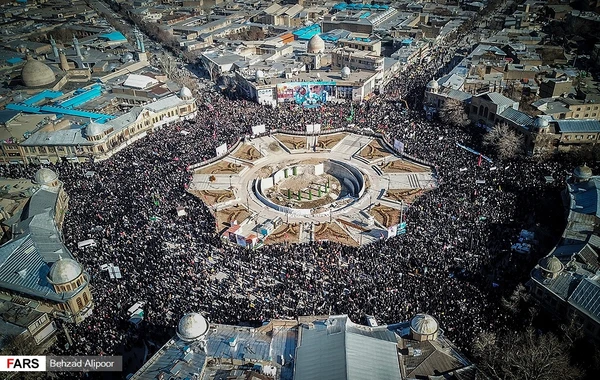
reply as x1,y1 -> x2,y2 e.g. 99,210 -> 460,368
188,130 -> 435,246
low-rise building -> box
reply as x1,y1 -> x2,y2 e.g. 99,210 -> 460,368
528,166 -> 600,343
0,87 -> 197,164
131,312 -> 478,380
0,168 -> 93,325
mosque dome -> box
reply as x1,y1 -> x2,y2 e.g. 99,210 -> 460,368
307,34 -> 325,54
21,59 -> 56,87
426,79 -> 439,90
86,121 -> 106,137
341,66 -> 351,78
34,168 -> 58,186
49,257 -> 83,285
410,314 -> 439,336
539,256 -> 563,274
177,312 -> 209,342
179,85 -> 193,99
573,165 -> 593,180
532,116 -> 549,129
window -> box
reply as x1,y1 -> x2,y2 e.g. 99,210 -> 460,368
593,113 -> 597,117
575,114 -> 580,118
576,135 -> 583,140
585,114 -> 589,117
588,135 -> 595,140
577,107 -> 581,111
76,297 -> 83,310
83,292 -> 89,304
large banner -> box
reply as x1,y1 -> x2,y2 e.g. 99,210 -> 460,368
252,124 -> 266,136
215,143 -> 227,157
277,81 -> 335,105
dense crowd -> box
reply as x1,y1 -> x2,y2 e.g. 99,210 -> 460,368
0,38 -> 573,365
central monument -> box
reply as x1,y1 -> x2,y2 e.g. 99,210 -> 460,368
255,159 -> 365,216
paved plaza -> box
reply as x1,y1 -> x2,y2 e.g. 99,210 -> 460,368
189,132 -> 436,246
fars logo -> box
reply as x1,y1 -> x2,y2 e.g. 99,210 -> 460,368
0,356 -> 46,372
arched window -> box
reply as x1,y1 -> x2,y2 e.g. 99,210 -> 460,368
76,297 -> 83,310
83,292 -> 89,304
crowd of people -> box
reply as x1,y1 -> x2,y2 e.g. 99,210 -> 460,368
0,35 -> 575,366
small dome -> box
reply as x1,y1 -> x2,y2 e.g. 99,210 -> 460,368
533,116 -> 549,129
49,257 -> 83,285
574,165 -> 593,180
307,34 -> 325,54
21,60 -> 56,87
86,121 -> 106,137
177,312 -> 209,342
539,256 -> 563,274
426,79 -> 439,90
179,85 -> 193,99
121,52 -> 134,62
255,70 -> 265,80
410,314 -> 439,336
341,66 -> 351,78
34,168 -> 58,186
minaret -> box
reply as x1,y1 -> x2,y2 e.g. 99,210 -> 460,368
73,35 -> 82,58
135,31 -> 147,62
59,50 -> 69,71
50,36 -> 59,59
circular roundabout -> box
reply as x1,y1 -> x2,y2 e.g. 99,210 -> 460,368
189,131 -> 436,247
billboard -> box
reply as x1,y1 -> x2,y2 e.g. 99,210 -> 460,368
276,81 -> 336,105
215,143 -> 227,157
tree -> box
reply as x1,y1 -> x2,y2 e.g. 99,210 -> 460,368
157,52 -> 177,79
483,122 -> 524,160
473,327 -> 583,380
439,98 -> 469,126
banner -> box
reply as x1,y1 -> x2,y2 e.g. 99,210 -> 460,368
386,224 -> 398,239
235,233 -> 247,247
251,124 -> 266,136
393,139 -> 404,153
215,143 -> 227,157
276,81 -> 335,105
306,124 -> 321,133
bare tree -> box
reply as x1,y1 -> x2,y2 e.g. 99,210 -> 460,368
501,283 -> 530,314
473,327 -> 583,380
200,55 -> 221,82
483,123 -> 524,160
157,52 -> 177,79
439,98 -> 469,126
532,132 -> 557,160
